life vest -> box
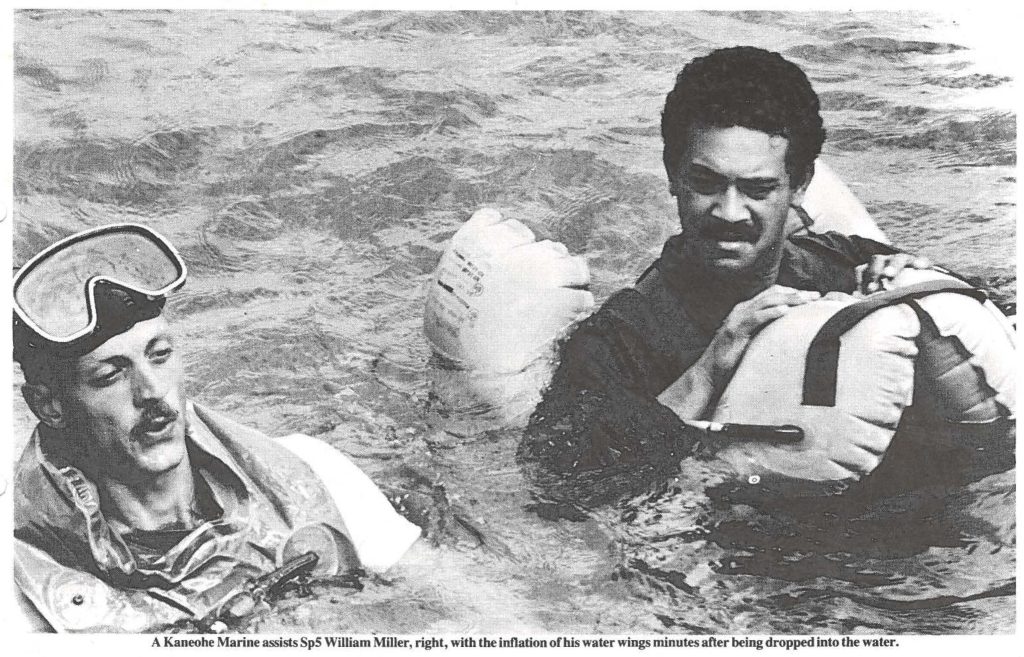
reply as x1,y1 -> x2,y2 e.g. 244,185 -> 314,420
14,403 -> 419,632
710,269 -> 1015,495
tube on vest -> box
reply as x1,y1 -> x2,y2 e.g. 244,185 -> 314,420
424,208 -> 595,373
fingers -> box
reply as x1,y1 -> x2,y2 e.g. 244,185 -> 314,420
731,287 -> 820,335
747,285 -> 821,309
911,255 -> 931,270
859,253 -> 934,294
748,302 -> 796,328
859,255 -> 889,294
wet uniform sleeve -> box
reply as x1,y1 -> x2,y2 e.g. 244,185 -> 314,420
784,232 -> 901,293
520,290 -> 697,483
797,231 -> 899,264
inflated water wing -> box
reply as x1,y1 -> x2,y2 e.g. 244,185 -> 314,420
424,208 -> 594,373
711,270 -> 1015,495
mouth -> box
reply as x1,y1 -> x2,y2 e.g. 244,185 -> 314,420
132,411 -> 179,444
703,226 -> 758,244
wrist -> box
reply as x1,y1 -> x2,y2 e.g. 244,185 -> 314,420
700,337 -> 732,390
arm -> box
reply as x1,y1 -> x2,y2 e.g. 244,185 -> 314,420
794,231 -> 931,294
657,285 -> 822,420
523,283 -> 822,476
521,291 -> 698,481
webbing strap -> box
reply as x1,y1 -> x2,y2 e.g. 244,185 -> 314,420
802,280 -> 987,407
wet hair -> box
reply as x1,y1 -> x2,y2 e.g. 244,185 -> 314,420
661,46 -> 825,189
14,324 -> 72,390
18,355 -> 67,393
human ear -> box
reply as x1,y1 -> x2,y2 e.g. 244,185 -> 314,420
790,163 -> 815,207
668,169 -> 686,198
22,383 -> 66,429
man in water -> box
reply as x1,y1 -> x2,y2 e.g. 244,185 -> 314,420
519,47 -> 927,505
12,224 -> 421,632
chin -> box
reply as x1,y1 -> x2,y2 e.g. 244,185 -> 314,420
134,431 -> 189,476
705,254 -> 756,275
139,446 -> 188,476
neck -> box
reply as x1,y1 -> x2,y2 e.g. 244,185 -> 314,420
681,255 -> 782,327
98,458 -> 198,532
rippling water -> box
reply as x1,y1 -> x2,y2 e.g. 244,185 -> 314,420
12,10 -> 1015,634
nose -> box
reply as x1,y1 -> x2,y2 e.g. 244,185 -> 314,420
132,362 -> 168,407
711,185 -> 752,224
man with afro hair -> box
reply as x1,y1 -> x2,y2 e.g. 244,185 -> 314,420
520,47 -> 925,507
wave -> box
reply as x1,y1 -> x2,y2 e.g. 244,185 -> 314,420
922,73 -> 1012,90
14,127 -> 212,206
788,37 -> 965,63
828,112 -> 1015,166
329,10 -> 691,44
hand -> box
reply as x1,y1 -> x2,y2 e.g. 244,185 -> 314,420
658,285 -> 820,421
857,253 -> 931,294
705,285 -> 821,384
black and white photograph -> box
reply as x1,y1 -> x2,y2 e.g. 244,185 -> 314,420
5,4 -> 1017,644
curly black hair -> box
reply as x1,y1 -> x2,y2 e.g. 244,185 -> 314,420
661,46 -> 825,189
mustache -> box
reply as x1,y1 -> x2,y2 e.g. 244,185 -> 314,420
700,222 -> 759,242
131,400 -> 180,439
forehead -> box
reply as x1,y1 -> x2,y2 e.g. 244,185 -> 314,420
76,315 -> 174,365
684,125 -> 790,179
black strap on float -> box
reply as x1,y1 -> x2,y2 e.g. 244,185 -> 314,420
801,280 -> 988,407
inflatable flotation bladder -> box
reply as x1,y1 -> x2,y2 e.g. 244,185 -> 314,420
424,208 -> 594,373
711,270 -> 1015,495
787,160 -> 889,243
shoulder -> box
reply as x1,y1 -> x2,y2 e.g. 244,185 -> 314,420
193,403 -> 420,572
13,430 -> 78,543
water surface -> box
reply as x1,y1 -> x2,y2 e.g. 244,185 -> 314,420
12,10 -> 1016,634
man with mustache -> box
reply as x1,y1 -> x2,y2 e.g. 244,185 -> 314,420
12,225 -> 420,631
519,47 -> 926,503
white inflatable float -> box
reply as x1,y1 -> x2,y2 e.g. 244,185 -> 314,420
788,160 -> 889,243
711,269 -> 1015,494
423,207 -> 595,424
423,160 -> 1015,489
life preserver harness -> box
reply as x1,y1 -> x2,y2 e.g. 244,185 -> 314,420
710,270 -> 1015,494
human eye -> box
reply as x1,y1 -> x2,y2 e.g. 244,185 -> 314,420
150,341 -> 174,364
738,181 -> 780,201
685,170 -> 726,195
89,365 -> 123,388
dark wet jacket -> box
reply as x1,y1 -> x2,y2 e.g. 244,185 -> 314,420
519,231 -> 896,504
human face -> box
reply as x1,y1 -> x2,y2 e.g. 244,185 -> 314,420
673,125 -> 807,278
60,315 -> 188,485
